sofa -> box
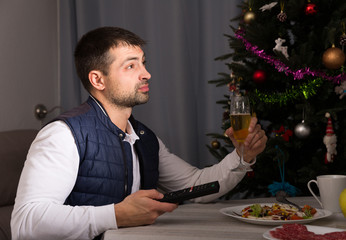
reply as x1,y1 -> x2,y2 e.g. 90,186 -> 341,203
0,129 -> 38,240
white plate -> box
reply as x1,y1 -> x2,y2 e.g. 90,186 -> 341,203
263,225 -> 346,240
219,203 -> 332,226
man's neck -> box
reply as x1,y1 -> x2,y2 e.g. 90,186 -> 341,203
107,106 -> 132,133
91,94 -> 132,132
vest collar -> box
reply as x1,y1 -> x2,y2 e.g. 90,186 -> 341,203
89,95 -> 108,116
87,95 -> 127,139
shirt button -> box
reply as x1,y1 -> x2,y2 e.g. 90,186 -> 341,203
139,130 -> 145,135
119,133 -> 124,138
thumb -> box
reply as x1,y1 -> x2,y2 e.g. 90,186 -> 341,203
141,189 -> 164,200
225,127 -> 239,148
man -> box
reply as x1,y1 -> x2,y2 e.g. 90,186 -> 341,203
11,27 -> 267,240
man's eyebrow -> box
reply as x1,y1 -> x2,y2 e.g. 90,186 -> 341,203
121,54 -> 146,65
124,56 -> 139,62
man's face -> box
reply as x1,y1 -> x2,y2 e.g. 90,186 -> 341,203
103,45 -> 151,108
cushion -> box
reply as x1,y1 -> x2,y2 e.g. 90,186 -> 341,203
0,130 -> 38,206
0,205 -> 13,240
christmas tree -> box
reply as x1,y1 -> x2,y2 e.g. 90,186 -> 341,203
208,0 -> 346,198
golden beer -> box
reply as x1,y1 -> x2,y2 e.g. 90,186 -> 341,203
230,114 -> 251,142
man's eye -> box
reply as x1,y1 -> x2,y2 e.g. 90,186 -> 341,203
127,64 -> 134,69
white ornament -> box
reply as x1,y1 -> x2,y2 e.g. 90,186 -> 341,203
273,38 -> 289,59
294,121 -> 311,139
259,2 -> 278,12
335,81 -> 346,99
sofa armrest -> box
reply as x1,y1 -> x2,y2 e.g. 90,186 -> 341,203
0,129 -> 38,206
0,205 -> 13,240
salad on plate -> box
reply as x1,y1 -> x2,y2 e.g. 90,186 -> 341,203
240,203 -> 317,221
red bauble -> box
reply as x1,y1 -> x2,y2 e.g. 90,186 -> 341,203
252,70 -> 267,83
305,3 -> 317,15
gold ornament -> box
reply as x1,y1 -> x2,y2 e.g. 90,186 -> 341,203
322,45 -> 346,69
244,11 -> 255,24
211,140 -> 220,149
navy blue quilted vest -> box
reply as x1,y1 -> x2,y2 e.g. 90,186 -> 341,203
53,96 -> 159,206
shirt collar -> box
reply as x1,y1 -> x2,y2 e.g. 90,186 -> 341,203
124,120 -> 139,144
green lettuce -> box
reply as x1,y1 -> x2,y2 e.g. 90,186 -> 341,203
250,204 -> 262,217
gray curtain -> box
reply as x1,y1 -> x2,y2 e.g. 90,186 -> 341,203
59,0 -> 241,168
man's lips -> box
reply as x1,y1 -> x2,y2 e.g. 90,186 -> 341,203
139,84 -> 149,92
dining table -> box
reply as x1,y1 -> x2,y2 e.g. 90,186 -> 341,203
102,196 -> 346,240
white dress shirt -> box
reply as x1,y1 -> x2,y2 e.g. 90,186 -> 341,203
123,122 -> 140,193
11,120 -> 251,240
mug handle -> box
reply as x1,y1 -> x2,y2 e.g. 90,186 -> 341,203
307,180 -> 323,208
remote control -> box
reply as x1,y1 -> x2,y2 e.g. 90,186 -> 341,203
159,181 -> 220,203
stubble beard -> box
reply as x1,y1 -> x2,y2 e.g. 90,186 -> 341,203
107,83 -> 149,109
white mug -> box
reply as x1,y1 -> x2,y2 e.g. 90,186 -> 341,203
307,175 -> 346,212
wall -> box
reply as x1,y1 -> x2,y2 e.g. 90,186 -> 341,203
0,0 -> 59,131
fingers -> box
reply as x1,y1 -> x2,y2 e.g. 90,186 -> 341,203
244,123 -> 263,147
247,127 -> 267,151
224,127 -> 232,139
247,117 -> 258,133
243,125 -> 267,162
224,116 -> 267,163
140,189 -> 164,200
133,189 -> 178,212
224,127 -> 239,150
225,116 -> 258,141
114,189 -> 178,227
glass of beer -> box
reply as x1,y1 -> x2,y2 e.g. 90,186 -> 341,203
230,95 -> 252,172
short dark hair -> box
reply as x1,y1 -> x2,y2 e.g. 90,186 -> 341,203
74,26 -> 146,92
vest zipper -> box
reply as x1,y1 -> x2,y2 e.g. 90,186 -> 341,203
119,135 -> 129,197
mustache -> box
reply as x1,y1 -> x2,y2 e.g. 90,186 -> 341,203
136,80 -> 149,90
138,80 -> 148,87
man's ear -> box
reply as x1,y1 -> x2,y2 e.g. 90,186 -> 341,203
89,70 -> 105,91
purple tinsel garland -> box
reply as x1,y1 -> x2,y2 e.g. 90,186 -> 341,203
235,29 -> 346,84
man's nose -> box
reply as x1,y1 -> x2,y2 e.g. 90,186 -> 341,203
141,67 -> 151,81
